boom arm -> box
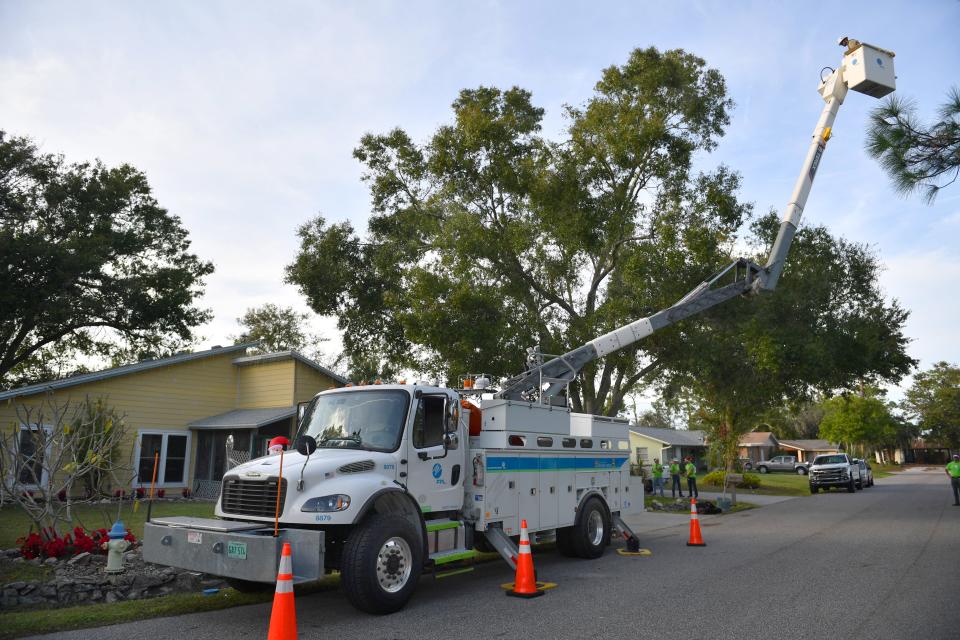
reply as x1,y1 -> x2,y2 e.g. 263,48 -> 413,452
497,37 -> 896,403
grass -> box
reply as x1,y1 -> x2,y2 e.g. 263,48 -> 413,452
871,464 -> 900,479
701,472 -> 812,497
0,500 -> 216,549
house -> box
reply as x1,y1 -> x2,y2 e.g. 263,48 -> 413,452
738,432 -> 778,464
629,426 -> 709,471
0,343 -> 346,497
777,439 -> 840,463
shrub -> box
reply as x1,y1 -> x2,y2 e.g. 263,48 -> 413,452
181,487 -> 192,498
135,487 -> 146,499
702,470 -> 761,489
157,488 -> 166,498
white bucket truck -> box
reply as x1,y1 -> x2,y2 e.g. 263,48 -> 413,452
143,37 -> 895,614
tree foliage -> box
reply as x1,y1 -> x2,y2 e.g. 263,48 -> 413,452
231,303 -> 327,359
664,214 -> 915,468
818,388 -> 898,455
287,47 -> 748,415
866,87 -> 960,202
0,133 -> 214,388
902,361 -> 960,449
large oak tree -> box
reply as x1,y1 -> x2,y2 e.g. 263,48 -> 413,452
0,133 -> 213,388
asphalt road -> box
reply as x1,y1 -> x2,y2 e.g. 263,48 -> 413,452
30,468 -> 960,640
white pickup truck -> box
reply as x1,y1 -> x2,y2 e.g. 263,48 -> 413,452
808,454 -> 862,493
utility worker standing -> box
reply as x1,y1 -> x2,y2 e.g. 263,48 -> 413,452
670,458 -> 684,498
685,456 -> 699,499
946,454 -> 960,506
651,458 -> 665,497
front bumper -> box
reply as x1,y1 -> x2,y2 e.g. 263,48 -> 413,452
143,516 -> 325,584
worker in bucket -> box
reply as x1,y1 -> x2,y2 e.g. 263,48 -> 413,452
651,458 -> 665,497
685,456 -> 699,499
669,458 -> 684,498
946,454 -> 960,506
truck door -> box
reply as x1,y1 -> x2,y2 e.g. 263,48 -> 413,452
404,392 -> 466,515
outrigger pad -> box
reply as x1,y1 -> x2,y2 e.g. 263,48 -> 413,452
616,548 -> 652,557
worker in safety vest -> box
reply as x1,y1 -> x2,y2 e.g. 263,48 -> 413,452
651,458 -> 665,497
669,458 -> 684,498
946,454 -> 960,506
685,456 -> 699,499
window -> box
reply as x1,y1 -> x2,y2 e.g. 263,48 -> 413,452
135,431 -> 191,486
636,447 -> 649,463
413,396 -> 446,449
16,425 -> 50,488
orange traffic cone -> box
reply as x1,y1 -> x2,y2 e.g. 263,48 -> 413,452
687,498 -> 706,547
506,519 -> 544,598
267,543 -> 297,640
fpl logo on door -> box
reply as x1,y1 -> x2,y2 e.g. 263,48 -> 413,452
432,463 -> 445,485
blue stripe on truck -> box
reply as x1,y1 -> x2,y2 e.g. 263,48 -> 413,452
485,456 -> 628,472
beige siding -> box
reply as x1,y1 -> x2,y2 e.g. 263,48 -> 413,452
293,361 -> 340,404
237,361 -> 295,408
0,352 -> 240,489
628,432 -> 668,465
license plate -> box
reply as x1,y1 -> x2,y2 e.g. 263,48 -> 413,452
227,541 -> 247,560
187,531 -> 203,545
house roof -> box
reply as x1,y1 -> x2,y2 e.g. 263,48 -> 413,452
739,432 -> 778,447
0,343 -> 258,402
188,406 -> 296,430
630,426 -> 707,447
232,350 -> 348,385
778,439 -> 839,452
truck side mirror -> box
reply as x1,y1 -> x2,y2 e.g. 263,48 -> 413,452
296,435 -> 317,457
444,432 -> 459,450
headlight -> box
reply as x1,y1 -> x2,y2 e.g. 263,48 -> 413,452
301,494 -> 351,512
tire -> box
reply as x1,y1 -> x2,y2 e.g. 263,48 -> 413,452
809,484 -> 818,494
570,497 -> 610,559
847,478 -> 856,493
341,513 -> 423,614
758,466 -> 768,474
796,467 -> 807,475
224,578 -> 272,593
555,526 -> 577,557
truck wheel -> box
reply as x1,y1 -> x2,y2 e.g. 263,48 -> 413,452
570,498 -> 610,559
758,466 -> 768,474
341,513 -> 423,614
847,479 -> 856,493
224,578 -> 272,593
796,467 -> 807,475
809,484 -> 818,494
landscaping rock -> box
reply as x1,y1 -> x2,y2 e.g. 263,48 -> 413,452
68,551 -> 92,565
44,556 -> 59,565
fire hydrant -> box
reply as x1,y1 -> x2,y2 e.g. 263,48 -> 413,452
101,521 -> 130,574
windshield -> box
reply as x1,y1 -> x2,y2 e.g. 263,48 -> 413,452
298,389 -> 410,452
813,455 -> 847,465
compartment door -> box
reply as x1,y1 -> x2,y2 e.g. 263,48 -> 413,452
538,456 -> 558,528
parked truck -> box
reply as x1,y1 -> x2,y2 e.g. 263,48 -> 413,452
755,455 -> 811,475
808,453 -> 863,493
142,37 -> 896,614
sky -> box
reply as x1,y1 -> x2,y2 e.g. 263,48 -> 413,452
1,0 -> 959,401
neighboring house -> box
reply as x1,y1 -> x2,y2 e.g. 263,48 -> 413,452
629,426 -> 708,471
738,432 -> 778,464
777,439 -> 840,462
0,343 -> 346,497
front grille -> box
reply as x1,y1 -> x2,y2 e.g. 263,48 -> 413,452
812,469 -> 847,482
221,476 -> 287,518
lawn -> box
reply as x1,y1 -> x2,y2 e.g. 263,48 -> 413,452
0,500 -> 216,549
701,472 -> 812,497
